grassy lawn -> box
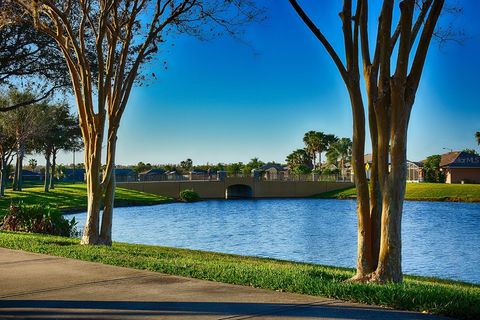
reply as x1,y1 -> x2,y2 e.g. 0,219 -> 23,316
0,231 -> 478,319
0,183 -> 173,212
316,183 -> 480,202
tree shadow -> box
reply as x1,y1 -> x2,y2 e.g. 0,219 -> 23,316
0,300 -> 444,319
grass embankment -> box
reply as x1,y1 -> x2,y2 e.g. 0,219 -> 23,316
317,183 -> 480,202
0,232 -> 478,320
0,184 -> 173,212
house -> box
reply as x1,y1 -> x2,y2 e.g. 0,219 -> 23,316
62,168 -> 86,182
139,169 -> 166,181
363,154 -> 423,182
166,170 -> 186,181
406,161 -> 424,182
440,151 -> 480,184
11,170 -> 43,181
257,163 -> 288,180
189,169 -> 215,180
115,168 -> 137,182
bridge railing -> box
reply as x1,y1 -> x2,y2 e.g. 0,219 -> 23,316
227,172 -> 352,182
134,172 -> 353,182
258,174 -> 351,182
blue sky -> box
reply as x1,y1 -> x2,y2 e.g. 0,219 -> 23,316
56,0 -> 480,166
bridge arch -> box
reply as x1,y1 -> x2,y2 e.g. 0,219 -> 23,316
225,184 -> 253,199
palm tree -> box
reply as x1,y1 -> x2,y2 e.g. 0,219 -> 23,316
303,131 -> 321,168
328,138 -> 352,176
476,131 -> 480,145
303,131 -> 338,168
318,134 -> 338,167
286,149 -> 312,168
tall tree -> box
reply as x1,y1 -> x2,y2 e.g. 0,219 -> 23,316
326,138 -> 352,176
289,0 -> 445,283
6,0 -> 262,245
0,113 -> 16,196
0,88 -> 44,191
34,103 -> 82,192
303,131 -> 321,168
303,131 -> 338,168
476,132 -> 480,145
286,149 -> 312,169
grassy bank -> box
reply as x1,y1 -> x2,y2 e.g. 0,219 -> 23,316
0,184 -> 173,211
316,183 -> 480,202
0,231 -> 478,319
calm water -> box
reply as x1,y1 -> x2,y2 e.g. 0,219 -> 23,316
71,199 -> 480,284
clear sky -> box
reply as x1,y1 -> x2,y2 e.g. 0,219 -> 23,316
54,0 -> 480,166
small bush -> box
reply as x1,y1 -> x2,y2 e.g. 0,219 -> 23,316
0,202 -> 78,237
179,189 -> 200,202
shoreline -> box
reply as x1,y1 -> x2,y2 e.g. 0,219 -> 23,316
62,199 -> 176,215
316,194 -> 480,203
0,231 -> 478,320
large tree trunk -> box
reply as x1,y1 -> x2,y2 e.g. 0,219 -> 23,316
367,88 -> 382,269
13,144 -> 23,191
44,152 -> 51,192
100,173 -> 115,245
99,128 -> 119,245
348,86 -> 374,279
0,158 -> 6,197
372,131 -> 408,283
50,151 -> 56,189
80,131 -> 104,245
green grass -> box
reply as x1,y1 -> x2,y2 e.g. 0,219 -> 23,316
316,183 -> 480,202
0,183 -> 173,212
0,231 -> 478,319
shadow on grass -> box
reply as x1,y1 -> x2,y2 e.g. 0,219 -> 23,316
0,300 -> 443,319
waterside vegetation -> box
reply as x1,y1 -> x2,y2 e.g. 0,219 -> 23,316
0,231 -> 478,320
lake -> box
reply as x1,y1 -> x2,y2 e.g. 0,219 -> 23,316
70,199 -> 480,284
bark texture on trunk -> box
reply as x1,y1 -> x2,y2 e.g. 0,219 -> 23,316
44,152 -> 51,192
99,128 -> 118,245
348,85 -> 374,278
80,129 -> 104,245
0,160 -> 6,197
100,173 -> 115,245
372,130 -> 408,283
13,148 -> 23,191
50,151 -> 56,189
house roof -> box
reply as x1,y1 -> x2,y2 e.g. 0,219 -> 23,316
21,170 -> 41,176
259,163 -> 286,172
115,168 -> 136,175
63,168 -> 86,174
364,154 -> 420,167
191,169 -> 208,174
139,169 -> 166,175
407,160 -> 424,168
440,151 -> 480,168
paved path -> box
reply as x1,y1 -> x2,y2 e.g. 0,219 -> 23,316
0,248 -> 449,319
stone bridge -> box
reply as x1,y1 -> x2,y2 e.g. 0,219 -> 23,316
118,177 -> 353,199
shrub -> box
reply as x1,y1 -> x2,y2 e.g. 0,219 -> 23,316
0,202 -> 78,237
322,168 -> 341,175
292,164 -> 312,174
179,189 -> 200,202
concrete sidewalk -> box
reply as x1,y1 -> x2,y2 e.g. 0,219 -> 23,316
0,248 -> 448,319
